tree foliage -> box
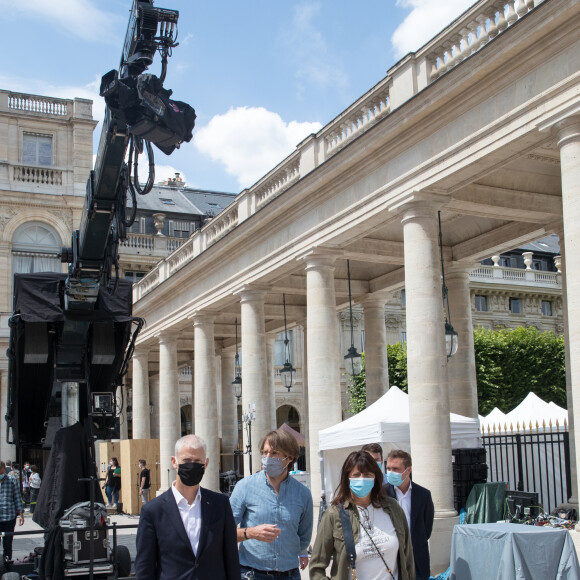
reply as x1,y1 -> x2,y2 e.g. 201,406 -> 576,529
346,327 -> 566,416
474,326 -> 565,415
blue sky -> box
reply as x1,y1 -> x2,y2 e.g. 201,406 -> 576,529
0,0 -> 475,194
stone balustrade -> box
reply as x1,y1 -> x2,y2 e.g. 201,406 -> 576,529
426,0 -> 543,81
120,233 -> 186,256
133,0 -> 549,302
13,165 -> 63,185
470,265 -> 560,287
7,92 -> 70,116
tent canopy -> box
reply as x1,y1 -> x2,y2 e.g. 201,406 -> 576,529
318,386 -> 481,499
278,422 -> 306,446
504,392 -> 568,430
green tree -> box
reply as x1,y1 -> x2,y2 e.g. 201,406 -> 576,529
474,326 -> 565,415
346,327 -> 565,416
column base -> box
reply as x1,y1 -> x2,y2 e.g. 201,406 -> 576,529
430,514 -> 460,576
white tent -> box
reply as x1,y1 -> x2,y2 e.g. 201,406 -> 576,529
504,392 -> 568,432
479,407 -> 507,432
318,386 -> 481,500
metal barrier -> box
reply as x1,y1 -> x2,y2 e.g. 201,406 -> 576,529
483,429 -> 571,513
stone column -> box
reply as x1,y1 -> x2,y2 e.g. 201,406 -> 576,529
61,382 -> 79,427
132,348 -> 151,439
556,119 -> 580,510
157,333 -> 180,493
118,384 -> 128,440
300,251 -> 341,506
149,378 -> 160,439
362,295 -> 391,405
555,228 -> 578,505
267,335 -> 277,427
0,370 -> 15,462
189,355 -> 195,434
446,263 -> 479,419
401,201 -> 455,518
192,313 -> 219,491
236,286 -> 271,474
221,349 -> 238,472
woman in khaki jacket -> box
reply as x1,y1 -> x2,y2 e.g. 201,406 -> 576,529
310,451 -> 415,580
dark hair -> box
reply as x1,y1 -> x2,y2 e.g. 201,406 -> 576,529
139,459 -> 146,466
259,429 -> 299,462
332,451 -> 385,508
30,465 -> 39,473
387,449 -> 412,469
111,457 -> 119,467
361,443 -> 383,460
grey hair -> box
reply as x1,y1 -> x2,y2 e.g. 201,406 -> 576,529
174,434 -> 207,457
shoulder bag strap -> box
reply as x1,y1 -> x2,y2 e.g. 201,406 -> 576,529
356,508 -> 396,580
338,504 -> 358,580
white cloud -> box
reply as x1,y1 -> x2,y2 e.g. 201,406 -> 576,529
193,107 -> 322,189
0,0 -> 123,44
391,0 -> 476,59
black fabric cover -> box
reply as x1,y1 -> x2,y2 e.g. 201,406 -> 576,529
12,273 -> 133,323
33,422 -> 104,530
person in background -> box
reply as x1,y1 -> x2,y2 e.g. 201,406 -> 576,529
21,462 -> 31,510
138,459 -> 151,505
0,461 -> 24,564
230,429 -> 313,580
135,434 -> 239,579
28,465 -> 41,515
310,450 -> 414,580
385,449 -> 434,580
104,457 -> 120,508
362,442 -> 388,484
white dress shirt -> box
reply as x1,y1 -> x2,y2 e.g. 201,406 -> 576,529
394,480 -> 412,530
171,483 -> 202,556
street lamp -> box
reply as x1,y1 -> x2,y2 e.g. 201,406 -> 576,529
279,294 -> 296,392
232,317 -> 242,401
344,259 -> 362,377
241,404 -> 256,474
438,211 -> 459,359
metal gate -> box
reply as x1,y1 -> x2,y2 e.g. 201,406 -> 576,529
482,426 -> 571,514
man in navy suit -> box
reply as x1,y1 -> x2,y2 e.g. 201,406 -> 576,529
135,434 -> 240,580
385,449 -> 434,580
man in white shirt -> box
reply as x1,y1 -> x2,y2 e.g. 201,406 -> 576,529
135,434 -> 240,580
385,449 -> 434,580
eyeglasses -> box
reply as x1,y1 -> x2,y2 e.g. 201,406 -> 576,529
358,506 -> 372,531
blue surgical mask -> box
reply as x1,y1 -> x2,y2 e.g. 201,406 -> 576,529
377,460 -> 383,473
261,456 -> 288,478
386,469 -> 408,488
349,478 -> 374,498
0,474 -> 5,480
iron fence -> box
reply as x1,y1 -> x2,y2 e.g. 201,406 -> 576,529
483,427 -> 571,514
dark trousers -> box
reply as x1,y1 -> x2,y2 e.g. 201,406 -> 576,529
30,488 -> 40,514
0,519 -> 16,560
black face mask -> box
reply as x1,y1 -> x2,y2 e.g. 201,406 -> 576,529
178,462 -> 205,487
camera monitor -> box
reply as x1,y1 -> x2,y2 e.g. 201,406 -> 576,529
505,490 -> 540,520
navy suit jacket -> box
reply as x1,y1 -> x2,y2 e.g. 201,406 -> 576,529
135,486 -> 240,580
385,481 -> 434,580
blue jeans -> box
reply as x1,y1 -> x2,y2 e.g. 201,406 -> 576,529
105,486 -> 119,505
240,566 -> 300,580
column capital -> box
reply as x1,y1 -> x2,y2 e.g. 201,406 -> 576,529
361,290 -> 393,308
133,346 -> 151,359
155,330 -> 180,345
445,261 -> 479,278
399,196 -> 447,225
188,310 -> 218,325
233,284 -> 270,302
556,116 -> 580,149
297,246 -> 343,268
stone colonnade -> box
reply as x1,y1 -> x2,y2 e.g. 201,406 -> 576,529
130,210 -> 485,519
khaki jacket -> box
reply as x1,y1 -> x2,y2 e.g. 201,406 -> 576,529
309,497 -> 415,580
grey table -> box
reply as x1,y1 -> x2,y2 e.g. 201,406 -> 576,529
450,523 -> 580,580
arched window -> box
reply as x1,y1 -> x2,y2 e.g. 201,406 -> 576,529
12,222 -> 61,274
